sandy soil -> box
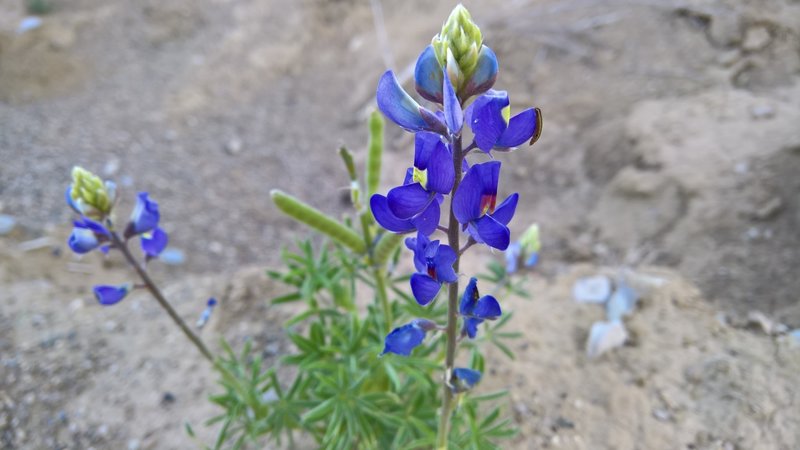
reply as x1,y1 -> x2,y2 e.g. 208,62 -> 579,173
1,0 -> 799,448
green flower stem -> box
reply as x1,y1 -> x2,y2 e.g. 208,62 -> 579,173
108,229 -> 215,363
374,267 -> 392,333
436,133 -> 463,449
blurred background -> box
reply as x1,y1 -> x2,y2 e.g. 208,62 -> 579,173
1,0 -> 799,448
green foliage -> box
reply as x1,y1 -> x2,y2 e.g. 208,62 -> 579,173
26,0 -> 52,15
366,111 -> 385,199
208,114 -> 523,448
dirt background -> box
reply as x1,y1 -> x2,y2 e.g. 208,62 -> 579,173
1,0 -> 799,448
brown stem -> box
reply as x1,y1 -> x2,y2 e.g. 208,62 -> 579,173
108,230 -> 214,362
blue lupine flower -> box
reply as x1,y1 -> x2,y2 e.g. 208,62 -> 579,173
376,71 -> 447,136
141,227 -> 168,258
382,319 -> 437,356
93,284 -> 132,306
127,192 -> 160,236
371,132 -> 454,236
405,233 -> 458,305
459,277 -> 502,339
451,368 -> 482,393
464,90 -> 542,153
414,45 -> 444,103
452,161 -> 518,250
505,243 -> 539,274
460,45 -> 498,100
68,217 -> 109,254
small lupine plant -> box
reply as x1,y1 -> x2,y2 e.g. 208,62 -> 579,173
62,5 -> 542,449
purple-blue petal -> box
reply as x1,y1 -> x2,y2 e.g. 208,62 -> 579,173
462,317 -> 483,339
410,273 -> 442,306
387,183 -> 432,219
141,227 -> 168,258
370,194 -> 415,233
496,108 -> 540,148
426,139 -> 455,194
414,132 -> 441,169
434,244 -> 458,283
451,367 -> 482,392
469,92 -> 508,152
377,71 -> 429,132
442,67 -> 463,135
491,193 -> 518,226
65,187 -> 82,214
525,252 -> 540,267
472,161 -> 501,198
414,45 -> 443,103
473,295 -> 502,320
382,321 -> 427,356
129,192 -> 160,235
68,227 -> 100,254
461,45 -> 498,99
474,214 -> 511,250
459,277 -> 479,316
453,166 -> 484,224
505,242 -> 521,274
410,200 -> 440,236
93,284 -> 131,306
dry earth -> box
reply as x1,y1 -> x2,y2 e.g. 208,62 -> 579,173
1,0 -> 799,448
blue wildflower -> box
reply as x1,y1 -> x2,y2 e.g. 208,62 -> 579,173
93,284 -> 132,306
382,319 -> 438,356
376,71 -> 447,136
141,227 -> 168,259
459,278 -> 501,338
452,161 -> 518,250
451,368 -> 482,393
442,66 -> 463,136
460,45 -> 498,100
414,45 -> 444,103
68,217 -> 110,254
197,297 -> 217,328
126,192 -> 160,236
405,233 -> 457,305
371,132 -> 454,236
464,90 -> 542,153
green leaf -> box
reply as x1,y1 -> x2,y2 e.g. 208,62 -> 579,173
373,232 -> 404,268
302,397 -> 337,424
366,110 -> 385,199
271,190 -> 366,254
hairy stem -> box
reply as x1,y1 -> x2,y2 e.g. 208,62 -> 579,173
436,134 -> 463,449
109,230 -> 214,363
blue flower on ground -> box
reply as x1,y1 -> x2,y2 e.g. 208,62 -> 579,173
371,132 -> 454,236
68,217 -> 109,254
451,368 -> 482,393
464,90 -> 542,153
405,233 -> 458,305
459,277 -> 502,338
382,319 -> 438,356
141,227 -> 168,259
127,192 -> 160,236
93,284 -> 132,306
376,71 -> 447,136
452,161 -> 518,250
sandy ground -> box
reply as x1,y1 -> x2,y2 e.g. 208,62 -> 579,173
1,0 -> 800,448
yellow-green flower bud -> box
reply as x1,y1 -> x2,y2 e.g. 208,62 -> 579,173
432,4 -> 483,87
519,223 -> 541,255
69,166 -> 115,218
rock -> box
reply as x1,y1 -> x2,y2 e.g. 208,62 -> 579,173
573,276 -> 612,303
652,408 -> 672,422
0,215 -> 16,235
224,137 -> 243,155
159,248 -> 185,265
17,17 -> 43,35
742,26 -> 771,52
586,320 -> 628,359
708,12 -> 742,47
750,105 -> 775,120
606,281 -> 639,322
716,49 -> 741,67
47,24 -> 77,51
610,166 -> 665,197
746,310 -> 781,335
753,196 -> 783,220
103,159 -> 120,176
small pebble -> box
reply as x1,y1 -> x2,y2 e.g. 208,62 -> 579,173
606,281 -> 638,322
0,215 -> 16,235
17,16 -> 42,34
225,137 -> 243,155
653,408 -> 671,422
742,25 -> 771,52
103,159 -> 120,176
750,105 -> 775,120
161,392 -> 176,405
159,248 -> 185,265
586,320 -> 628,359
573,275 -> 612,303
